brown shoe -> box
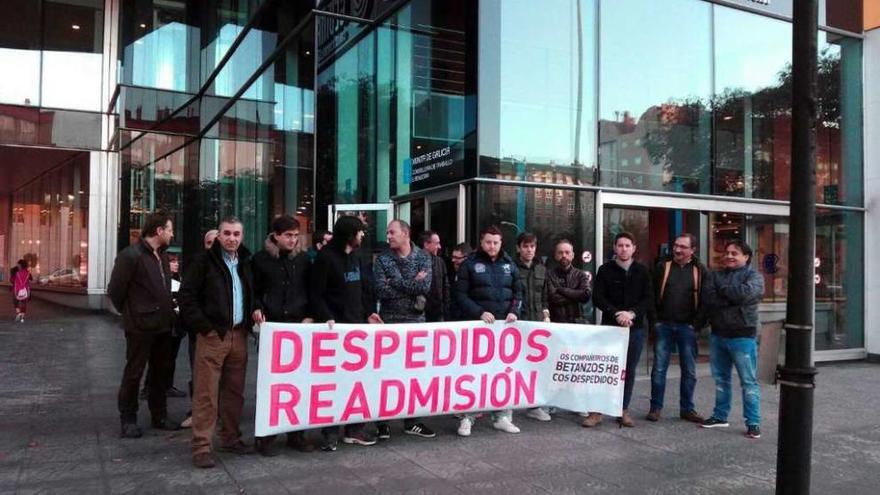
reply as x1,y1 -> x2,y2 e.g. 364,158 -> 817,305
680,410 -> 705,423
192,452 -> 216,469
218,441 -> 255,455
581,412 -> 603,428
286,431 -> 315,453
618,410 -> 635,427
646,408 -> 661,422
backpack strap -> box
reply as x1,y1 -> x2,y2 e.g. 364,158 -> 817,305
659,261 -> 672,301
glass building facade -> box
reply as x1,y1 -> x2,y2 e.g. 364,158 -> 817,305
0,0 -> 872,360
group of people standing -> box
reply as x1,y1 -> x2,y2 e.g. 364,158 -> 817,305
107,210 -> 765,470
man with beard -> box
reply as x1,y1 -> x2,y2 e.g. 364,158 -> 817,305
419,230 -> 450,322
544,238 -> 592,324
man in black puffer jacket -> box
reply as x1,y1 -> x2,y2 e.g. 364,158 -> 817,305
453,225 -> 523,437
250,215 -> 314,456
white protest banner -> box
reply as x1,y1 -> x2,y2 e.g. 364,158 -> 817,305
255,321 -> 629,436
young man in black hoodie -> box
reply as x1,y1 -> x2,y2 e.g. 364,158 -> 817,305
586,232 -> 653,428
310,215 -> 383,451
251,215 -> 315,456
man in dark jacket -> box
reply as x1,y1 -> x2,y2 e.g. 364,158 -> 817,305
586,232 -> 653,428
108,212 -> 181,439
374,220 -> 436,439
178,217 -> 256,468
647,233 -> 708,424
454,225 -> 523,437
544,238 -> 591,324
251,215 -> 314,456
700,239 -> 764,439
310,215 -> 383,451
419,230 -> 450,322
515,232 -> 548,322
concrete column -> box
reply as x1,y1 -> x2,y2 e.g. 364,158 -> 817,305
864,27 -> 880,361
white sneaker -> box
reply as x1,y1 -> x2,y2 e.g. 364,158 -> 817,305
527,407 -> 552,422
492,416 -> 520,433
181,416 -> 192,428
457,417 -> 473,437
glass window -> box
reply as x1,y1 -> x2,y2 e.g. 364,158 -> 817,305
713,6 -> 792,200
476,184 -> 596,318
816,32 -> 863,207
41,0 -> 104,111
119,0 -> 194,92
3,147 -> 89,290
598,0 -> 712,194
0,0 -> 41,106
815,209 -> 863,350
480,0 -> 597,185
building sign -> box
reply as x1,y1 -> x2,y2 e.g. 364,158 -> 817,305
403,144 -> 465,191
317,0 -> 399,66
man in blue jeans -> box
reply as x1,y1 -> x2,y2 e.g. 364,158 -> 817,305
647,233 -> 707,424
700,239 -> 764,439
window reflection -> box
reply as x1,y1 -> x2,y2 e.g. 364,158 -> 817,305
41,0 -> 104,111
0,0 -> 41,106
480,0 -> 597,184
598,0 -> 712,194
1,146 -> 89,289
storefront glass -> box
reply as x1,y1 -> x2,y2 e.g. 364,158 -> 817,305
479,0 -> 597,185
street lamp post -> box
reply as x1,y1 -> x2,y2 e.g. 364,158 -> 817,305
776,1 -> 818,494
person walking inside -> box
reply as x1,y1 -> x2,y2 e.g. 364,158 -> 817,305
374,220 -> 437,440
179,217 -> 257,468
251,215 -> 315,456
587,232 -> 653,428
311,215 -> 383,451
454,225 -> 523,436
107,212 -> 181,439
11,259 -> 31,323
647,233 -> 707,424
700,239 -> 764,439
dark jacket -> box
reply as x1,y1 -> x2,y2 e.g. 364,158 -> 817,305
107,238 -> 176,333
454,250 -> 522,320
701,265 -> 764,338
652,258 -> 708,327
425,253 -> 451,322
251,235 -> 311,323
310,241 -> 374,324
545,264 -> 591,323
374,243 -> 432,323
515,258 -> 548,321
593,260 -> 653,328
178,242 -> 255,339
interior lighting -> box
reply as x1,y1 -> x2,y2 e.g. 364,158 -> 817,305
72,24 -> 81,30
140,23 -> 147,28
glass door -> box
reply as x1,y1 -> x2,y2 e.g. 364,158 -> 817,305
328,203 -> 394,258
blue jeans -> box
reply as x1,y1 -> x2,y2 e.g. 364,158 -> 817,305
709,334 -> 761,426
650,323 -> 698,412
623,327 -> 646,410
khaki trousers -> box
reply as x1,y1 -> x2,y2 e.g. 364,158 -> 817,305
191,328 -> 248,456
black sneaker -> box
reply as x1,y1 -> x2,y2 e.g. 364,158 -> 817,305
376,424 -> 391,440
746,425 -> 761,439
120,422 -> 143,439
343,430 -> 377,446
403,423 -> 436,438
151,417 -> 182,431
320,436 -> 338,452
701,417 -> 730,428
166,386 -> 187,398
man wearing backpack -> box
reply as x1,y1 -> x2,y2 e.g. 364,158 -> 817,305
647,233 -> 708,424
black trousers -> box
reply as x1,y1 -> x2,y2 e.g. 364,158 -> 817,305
118,331 -> 173,423
144,333 -> 184,391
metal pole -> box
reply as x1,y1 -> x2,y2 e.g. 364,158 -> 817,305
776,0 -> 818,493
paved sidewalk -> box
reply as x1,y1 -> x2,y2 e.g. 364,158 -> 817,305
1,299 -> 878,494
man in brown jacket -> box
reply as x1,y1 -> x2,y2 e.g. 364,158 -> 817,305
544,238 -> 591,324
